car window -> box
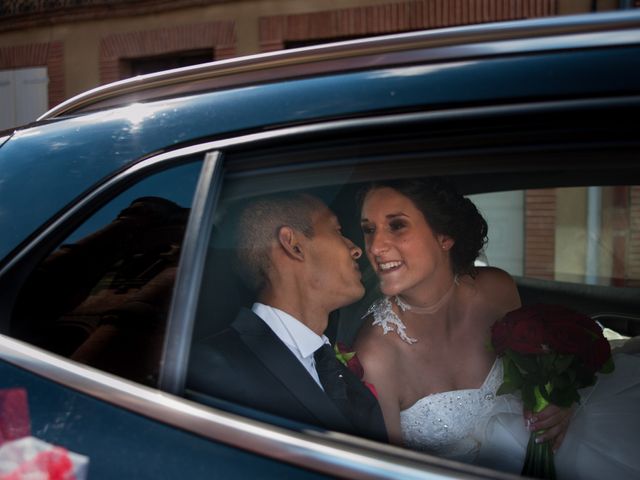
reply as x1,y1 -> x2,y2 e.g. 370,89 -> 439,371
186,116 -> 640,474
10,160 -> 202,387
470,186 -> 639,288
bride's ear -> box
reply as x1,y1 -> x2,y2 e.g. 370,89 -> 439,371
439,235 -> 454,251
278,226 -> 304,260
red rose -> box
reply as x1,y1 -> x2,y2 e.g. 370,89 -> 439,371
492,306 -> 548,355
335,342 -> 364,379
537,305 -> 610,371
546,319 -> 591,355
583,334 -> 612,373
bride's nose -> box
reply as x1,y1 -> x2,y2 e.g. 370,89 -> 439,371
367,231 -> 389,256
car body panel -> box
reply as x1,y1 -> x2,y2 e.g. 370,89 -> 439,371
0,354 -> 331,479
0,10 -> 639,480
2,43 -> 640,262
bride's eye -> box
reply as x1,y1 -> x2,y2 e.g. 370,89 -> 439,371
389,219 -> 407,232
361,224 -> 374,235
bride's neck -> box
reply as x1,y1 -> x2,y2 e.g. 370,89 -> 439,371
396,272 -> 459,314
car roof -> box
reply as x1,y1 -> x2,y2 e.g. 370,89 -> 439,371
1,10 -> 639,265
40,10 -> 640,119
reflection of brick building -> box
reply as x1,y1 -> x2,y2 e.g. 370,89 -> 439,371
0,0 -> 637,285
532,187 -> 640,286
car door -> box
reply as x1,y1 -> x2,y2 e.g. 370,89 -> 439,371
0,147 -> 341,479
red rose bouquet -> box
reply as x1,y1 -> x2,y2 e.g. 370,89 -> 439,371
491,304 -> 614,479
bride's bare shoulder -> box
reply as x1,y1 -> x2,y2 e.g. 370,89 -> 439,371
354,311 -> 401,366
469,267 -> 521,313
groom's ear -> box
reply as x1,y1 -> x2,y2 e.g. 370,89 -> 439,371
277,226 -> 305,261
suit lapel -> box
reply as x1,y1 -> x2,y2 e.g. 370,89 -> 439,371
338,361 -> 389,442
231,309 -> 354,433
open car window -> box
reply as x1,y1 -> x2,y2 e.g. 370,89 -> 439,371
186,101 -> 640,478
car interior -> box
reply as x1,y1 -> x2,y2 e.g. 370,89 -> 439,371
187,104 -> 640,433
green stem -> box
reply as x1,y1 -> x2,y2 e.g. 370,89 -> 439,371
533,383 -> 551,413
521,384 -> 556,479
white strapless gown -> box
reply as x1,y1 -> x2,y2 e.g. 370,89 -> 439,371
367,298 -> 640,479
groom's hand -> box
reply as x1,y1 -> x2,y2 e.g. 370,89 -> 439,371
524,404 -> 574,452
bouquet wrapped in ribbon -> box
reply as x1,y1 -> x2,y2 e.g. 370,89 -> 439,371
491,304 -> 614,479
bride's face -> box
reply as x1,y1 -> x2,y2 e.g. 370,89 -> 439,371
360,187 -> 453,298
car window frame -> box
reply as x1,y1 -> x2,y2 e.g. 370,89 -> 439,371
0,131 -> 489,480
1,96 -> 639,479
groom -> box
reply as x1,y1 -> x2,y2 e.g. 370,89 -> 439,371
187,193 -> 387,442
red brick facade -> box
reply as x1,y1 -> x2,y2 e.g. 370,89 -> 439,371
0,42 -> 65,109
524,189 -> 556,280
99,22 -> 236,84
260,0 -> 557,51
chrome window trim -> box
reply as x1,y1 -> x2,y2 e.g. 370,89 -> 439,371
1,97 -> 636,478
39,11 -> 640,119
159,152 -> 224,394
0,335 -> 509,480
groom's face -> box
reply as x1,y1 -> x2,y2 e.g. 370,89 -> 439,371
302,204 -> 365,311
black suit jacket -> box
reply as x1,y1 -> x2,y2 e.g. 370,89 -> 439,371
187,308 -> 387,442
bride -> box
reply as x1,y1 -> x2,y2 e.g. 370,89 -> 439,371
354,178 -> 640,478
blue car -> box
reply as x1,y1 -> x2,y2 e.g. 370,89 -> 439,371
1,10 -> 639,479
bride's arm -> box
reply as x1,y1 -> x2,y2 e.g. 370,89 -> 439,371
355,329 -> 403,445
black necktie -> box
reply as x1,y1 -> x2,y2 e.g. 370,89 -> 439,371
314,344 -> 349,409
313,343 -> 388,442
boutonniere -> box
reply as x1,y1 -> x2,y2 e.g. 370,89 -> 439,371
334,342 -> 378,398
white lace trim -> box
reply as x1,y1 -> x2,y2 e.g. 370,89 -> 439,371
366,297 -> 417,344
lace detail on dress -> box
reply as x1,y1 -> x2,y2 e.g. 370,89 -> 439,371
366,297 -> 417,344
400,361 -> 503,461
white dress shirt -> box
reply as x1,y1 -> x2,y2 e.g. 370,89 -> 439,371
252,302 -> 330,389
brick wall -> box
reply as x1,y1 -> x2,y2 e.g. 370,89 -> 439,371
0,42 -> 65,108
260,0 -> 557,51
524,189 -> 556,280
99,21 -> 236,84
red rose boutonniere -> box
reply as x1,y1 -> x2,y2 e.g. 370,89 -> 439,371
334,342 -> 378,398
491,304 -> 614,479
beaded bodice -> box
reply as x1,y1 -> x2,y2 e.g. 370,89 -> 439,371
399,360 -> 502,458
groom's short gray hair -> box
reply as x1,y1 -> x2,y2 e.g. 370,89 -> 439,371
233,192 -> 322,292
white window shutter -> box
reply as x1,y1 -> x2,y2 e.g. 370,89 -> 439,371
0,70 -> 17,131
15,67 -> 48,126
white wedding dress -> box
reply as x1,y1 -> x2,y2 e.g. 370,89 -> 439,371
367,297 -> 640,479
